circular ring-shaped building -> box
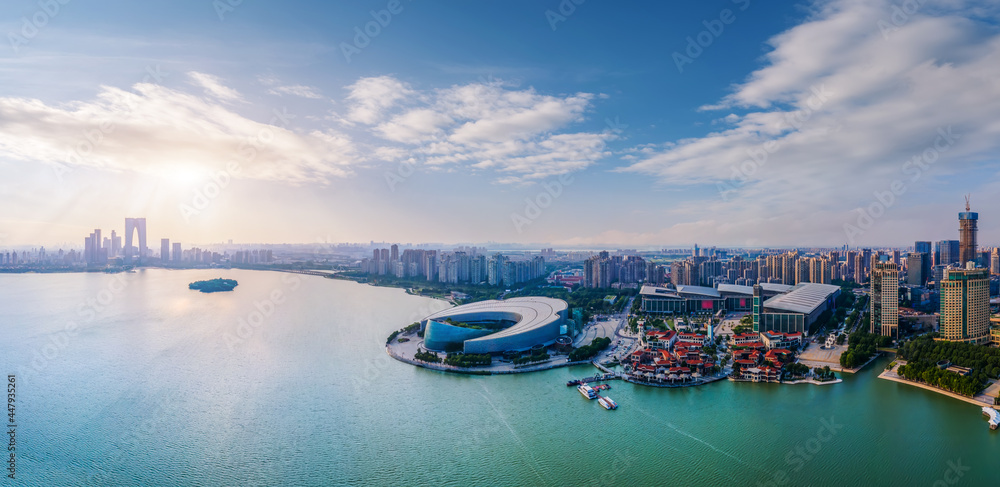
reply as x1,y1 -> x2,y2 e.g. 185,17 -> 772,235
421,297 -> 568,353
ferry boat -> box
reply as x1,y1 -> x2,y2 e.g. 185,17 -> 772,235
983,406 -> 999,430
598,396 -> 618,410
578,384 -> 597,399
566,380 -> 582,387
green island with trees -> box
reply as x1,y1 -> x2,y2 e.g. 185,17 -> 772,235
895,335 -> 1000,396
188,278 -> 238,293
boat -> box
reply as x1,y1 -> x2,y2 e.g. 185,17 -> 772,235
598,396 -> 618,410
566,380 -> 581,387
578,384 -> 597,399
983,406 -> 999,430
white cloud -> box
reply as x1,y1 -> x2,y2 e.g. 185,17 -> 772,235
618,0 -> 1000,244
344,76 -> 414,125
358,77 -> 608,182
0,82 -> 359,184
187,71 -> 244,103
268,84 -> 324,99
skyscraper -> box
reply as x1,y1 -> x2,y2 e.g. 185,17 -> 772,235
172,242 -> 181,262
161,238 -> 170,262
936,240 -> 960,266
124,217 -> 147,264
871,261 -> 899,339
959,198 -> 978,266
914,241 -> 932,255
906,252 -> 928,286
939,266 -> 989,344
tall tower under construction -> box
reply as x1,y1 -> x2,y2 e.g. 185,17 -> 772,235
959,196 -> 978,266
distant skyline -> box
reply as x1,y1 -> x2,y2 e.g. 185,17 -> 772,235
3,0 -> 1000,248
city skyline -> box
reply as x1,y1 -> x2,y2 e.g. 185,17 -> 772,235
3,1 -> 1000,247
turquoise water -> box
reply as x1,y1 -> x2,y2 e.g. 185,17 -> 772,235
1,269 -> 998,486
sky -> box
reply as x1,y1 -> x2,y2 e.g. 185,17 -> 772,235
1,0 -> 1000,249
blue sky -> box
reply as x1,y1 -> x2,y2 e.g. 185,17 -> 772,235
2,0 -> 1000,248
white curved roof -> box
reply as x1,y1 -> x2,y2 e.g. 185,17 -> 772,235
763,282 -> 840,314
423,296 -> 567,343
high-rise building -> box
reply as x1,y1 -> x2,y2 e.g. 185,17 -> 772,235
936,240 -> 960,266
914,241 -> 932,255
870,261 -> 899,339
959,199 -> 978,266
991,248 -> 1000,275
124,217 -> 147,264
172,243 -> 181,262
160,239 -> 170,261
906,252 -> 928,286
111,230 -> 121,257
939,265 -> 989,344
781,254 -> 796,285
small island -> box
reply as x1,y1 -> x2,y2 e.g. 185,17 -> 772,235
188,278 -> 238,293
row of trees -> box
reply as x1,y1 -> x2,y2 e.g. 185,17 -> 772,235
785,362 -> 810,377
898,336 -> 1000,379
839,331 -> 892,368
897,360 -> 985,397
569,337 -> 612,361
512,350 -> 550,365
444,353 -> 492,367
895,335 -> 1000,396
414,350 -> 441,363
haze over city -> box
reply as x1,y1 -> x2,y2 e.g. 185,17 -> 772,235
3,0 -> 1000,248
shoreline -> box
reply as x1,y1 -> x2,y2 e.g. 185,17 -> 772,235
878,365 -> 995,408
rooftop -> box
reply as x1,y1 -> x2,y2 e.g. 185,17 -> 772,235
717,283 -> 794,295
762,282 -> 841,315
423,296 -> 567,343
